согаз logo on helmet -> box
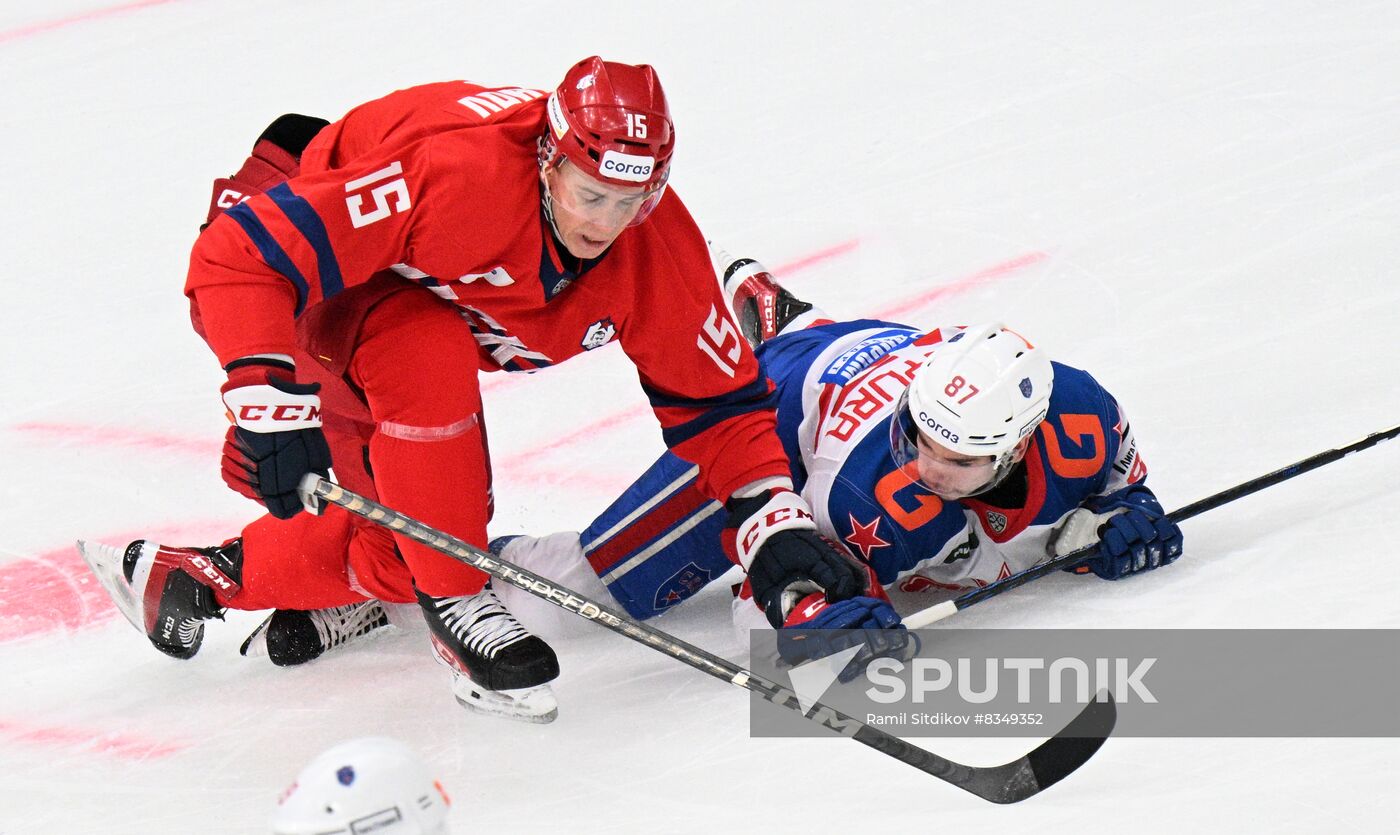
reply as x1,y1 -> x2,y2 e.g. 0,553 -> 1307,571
600,150 -> 655,182
917,412 -> 960,444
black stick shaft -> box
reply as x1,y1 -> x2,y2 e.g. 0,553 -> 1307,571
953,422 -> 1400,613
298,475 -> 1077,802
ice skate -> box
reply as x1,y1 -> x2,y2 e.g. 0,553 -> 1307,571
417,582 -> 560,724
709,242 -> 823,346
240,601 -> 391,667
77,539 -> 242,660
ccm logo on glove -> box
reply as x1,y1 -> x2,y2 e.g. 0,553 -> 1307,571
736,491 -> 815,568
222,386 -> 323,428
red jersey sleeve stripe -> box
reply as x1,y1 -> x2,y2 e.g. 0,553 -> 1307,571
265,184 -> 345,300
224,202 -> 311,316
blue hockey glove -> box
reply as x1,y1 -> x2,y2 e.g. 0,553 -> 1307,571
1051,485 -> 1183,580
777,592 -> 911,683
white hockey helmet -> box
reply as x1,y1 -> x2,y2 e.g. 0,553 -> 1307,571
890,323 -> 1053,496
271,737 -> 451,835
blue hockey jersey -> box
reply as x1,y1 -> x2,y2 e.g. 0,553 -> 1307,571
778,322 -> 1146,593
575,319 -> 1150,620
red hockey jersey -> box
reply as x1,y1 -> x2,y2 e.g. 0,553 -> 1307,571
185,82 -> 788,501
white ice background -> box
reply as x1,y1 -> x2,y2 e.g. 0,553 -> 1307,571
1,1 -> 1398,832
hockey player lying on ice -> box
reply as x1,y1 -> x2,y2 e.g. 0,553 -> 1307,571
478,254 -> 1187,668
77,57 -> 869,724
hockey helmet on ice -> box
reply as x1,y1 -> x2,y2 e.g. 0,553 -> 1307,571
890,323 -> 1054,498
539,56 -> 674,225
270,737 -> 451,835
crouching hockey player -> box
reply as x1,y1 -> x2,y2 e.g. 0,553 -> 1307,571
480,252 -> 1186,662
77,58 -> 866,724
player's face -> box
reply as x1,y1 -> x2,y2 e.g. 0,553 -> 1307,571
913,433 -> 998,500
543,161 -> 651,259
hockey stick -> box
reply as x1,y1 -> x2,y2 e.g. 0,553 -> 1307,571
298,474 -> 1114,804
905,421 -> 1400,629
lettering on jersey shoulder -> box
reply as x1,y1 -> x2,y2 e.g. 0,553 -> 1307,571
1110,411 -> 1149,483
458,87 -> 546,119
581,317 -> 617,351
696,304 -> 743,378
1113,435 -> 1148,483
818,330 -> 918,386
344,161 -> 410,228
824,358 -> 923,443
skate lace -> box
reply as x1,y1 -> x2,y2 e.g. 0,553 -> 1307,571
432,588 -> 530,660
309,602 -> 388,650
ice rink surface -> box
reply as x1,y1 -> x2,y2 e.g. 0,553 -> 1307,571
2,0 -> 1398,832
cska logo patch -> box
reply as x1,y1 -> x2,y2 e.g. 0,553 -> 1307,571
581,317 -> 617,350
985,511 -> 1008,534
653,562 -> 712,611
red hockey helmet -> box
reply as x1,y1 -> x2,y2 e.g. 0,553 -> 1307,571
541,56 -> 675,191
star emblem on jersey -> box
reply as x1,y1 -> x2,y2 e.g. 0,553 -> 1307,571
985,511 -> 1008,534
581,317 -> 617,350
845,514 -> 891,560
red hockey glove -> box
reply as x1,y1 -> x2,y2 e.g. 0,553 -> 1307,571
203,114 -> 328,228
220,361 -> 331,519
725,489 -> 865,628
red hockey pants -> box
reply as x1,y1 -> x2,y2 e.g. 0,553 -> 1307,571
219,278 -> 494,610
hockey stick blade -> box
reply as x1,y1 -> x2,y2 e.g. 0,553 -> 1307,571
299,475 -> 1112,802
970,691 -> 1116,803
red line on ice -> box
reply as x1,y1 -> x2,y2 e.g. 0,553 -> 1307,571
0,718 -> 187,760
866,251 -> 1049,321
12,421 -> 219,456
0,0 -> 179,44
770,238 -> 861,275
